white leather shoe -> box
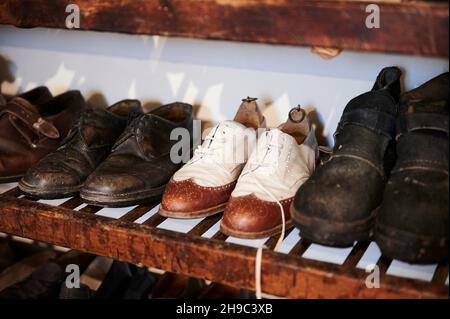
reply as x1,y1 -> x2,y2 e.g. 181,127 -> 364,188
160,97 -> 265,218
221,109 -> 318,238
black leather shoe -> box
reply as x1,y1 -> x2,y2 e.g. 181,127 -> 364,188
291,67 -> 402,246
81,102 -> 193,207
375,72 -> 449,264
19,100 -> 142,198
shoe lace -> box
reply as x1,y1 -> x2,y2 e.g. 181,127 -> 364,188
245,131 -> 286,299
60,108 -> 96,146
111,111 -> 144,150
189,124 -> 233,177
251,167 -> 286,299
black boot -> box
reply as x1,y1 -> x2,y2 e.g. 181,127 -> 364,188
375,72 -> 449,264
291,67 -> 402,246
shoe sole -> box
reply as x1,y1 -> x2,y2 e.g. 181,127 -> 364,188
158,202 -> 227,219
18,180 -> 82,199
290,202 -> 376,247
80,184 -> 166,207
0,175 -> 23,184
375,221 -> 449,264
220,220 -> 294,239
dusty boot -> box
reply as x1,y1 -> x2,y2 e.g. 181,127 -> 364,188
375,72 -> 449,264
291,67 -> 402,246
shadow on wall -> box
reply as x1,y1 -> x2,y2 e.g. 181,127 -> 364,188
0,26 -> 448,146
0,55 -> 15,96
0,50 -> 334,145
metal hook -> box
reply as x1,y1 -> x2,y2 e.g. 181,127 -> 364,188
288,105 -> 306,123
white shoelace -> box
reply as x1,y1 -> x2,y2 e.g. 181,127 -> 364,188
189,125 -> 234,177
245,131 -> 286,299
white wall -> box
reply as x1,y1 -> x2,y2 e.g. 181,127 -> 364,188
0,25 -> 448,145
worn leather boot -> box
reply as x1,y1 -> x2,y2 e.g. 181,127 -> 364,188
291,67 -> 402,246
0,88 -> 84,183
220,106 -> 318,238
375,72 -> 449,264
159,97 -> 266,218
19,100 -> 142,198
80,102 -> 193,207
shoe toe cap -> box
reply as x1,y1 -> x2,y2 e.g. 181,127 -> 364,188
22,167 -> 81,190
161,179 -> 234,213
83,171 -> 144,195
221,195 -> 292,236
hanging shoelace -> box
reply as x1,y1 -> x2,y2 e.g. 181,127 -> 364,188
244,130 -> 286,299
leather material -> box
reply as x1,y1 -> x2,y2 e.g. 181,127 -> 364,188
222,195 -> 293,235
291,67 -> 402,246
221,116 -> 318,237
0,88 -> 85,181
160,121 -> 252,214
81,102 -> 193,206
160,98 -> 266,216
375,72 -> 449,263
19,100 -> 142,196
161,178 -> 237,213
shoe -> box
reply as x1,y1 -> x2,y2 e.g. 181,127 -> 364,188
0,88 -> 85,183
80,102 -> 193,207
19,100 -> 142,198
291,67 -> 402,246
220,106 -> 318,239
375,72 -> 449,264
122,266 -> 159,299
159,97 -> 266,218
0,262 -> 63,299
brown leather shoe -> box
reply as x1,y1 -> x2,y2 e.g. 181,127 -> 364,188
220,107 -> 319,239
80,102 -> 193,207
19,100 -> 143,198
0,88 -> 84,183
159,97 -> 266,218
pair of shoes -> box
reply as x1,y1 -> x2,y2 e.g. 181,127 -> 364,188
0,87 -> 85,183
291,68 -> 449,264
160,97 -> 318,239
19,101 -> 194,207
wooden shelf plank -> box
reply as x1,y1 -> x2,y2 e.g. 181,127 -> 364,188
0,0 -> 447,57
0,197 -> 447,298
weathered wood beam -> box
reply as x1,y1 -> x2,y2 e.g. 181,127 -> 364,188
0,0 -> 448,57
0,197 -> 447,298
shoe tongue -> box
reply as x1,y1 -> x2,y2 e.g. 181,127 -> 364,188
205,120 -> 247,140
260,128 -> 295,148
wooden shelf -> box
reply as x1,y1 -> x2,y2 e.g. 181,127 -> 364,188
0,0 -> 448,57
0,187 -> 448,298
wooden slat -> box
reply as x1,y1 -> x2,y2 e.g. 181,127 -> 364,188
79,205 -> 103,214
289,239 -> 311,256
0,0 -> 447,57
142,212 -> 166,227
432,262 -> 449,285
59,197 -> 83,209
376,255 -> 393,274
265,227 -> 294,250
119,202 -> 158,222
0,187 -> 20,198
188,215 -> 222,236
0,197 -> 446,298
211,231 -> 228,241
342,241 -> 371,268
